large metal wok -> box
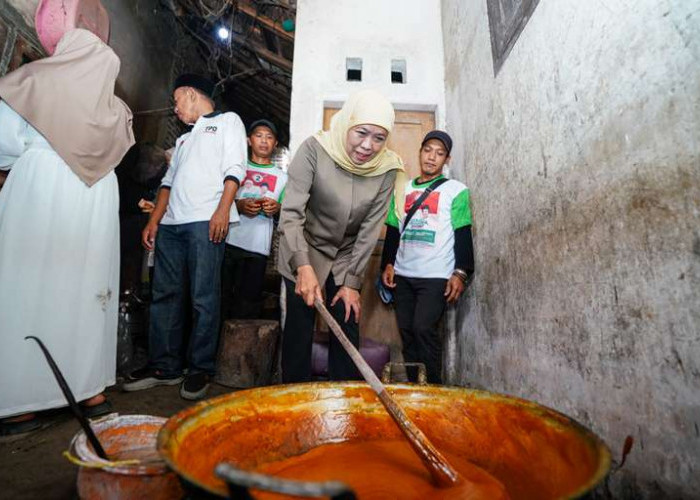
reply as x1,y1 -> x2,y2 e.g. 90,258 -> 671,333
157,382 -> 611,499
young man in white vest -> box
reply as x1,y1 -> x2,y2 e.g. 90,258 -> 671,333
381,130 -> 474,384
221,119 -> 287,319
124,74 -> 247,400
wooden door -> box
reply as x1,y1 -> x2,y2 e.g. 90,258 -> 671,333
322,108 -> 435,359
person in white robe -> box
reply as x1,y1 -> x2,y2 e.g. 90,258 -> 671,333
0,28 -> 134,435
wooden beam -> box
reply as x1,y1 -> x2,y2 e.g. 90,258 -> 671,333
233,93 -> 288,120
225,30 -> 292,74
233,80 -> 289,112
220,54 -> 291,94
238,38 -> 293,72
231,77 -> 289,109
173,2 -> 294,73
236,1 -> 294,43
215,68 -> 260,87
233,70 -> 290,100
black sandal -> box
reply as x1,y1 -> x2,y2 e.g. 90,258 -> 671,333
0,417 -> 43,437
80,400 -> 114,419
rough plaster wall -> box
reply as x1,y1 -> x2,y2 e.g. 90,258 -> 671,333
441,0 -> 699,497
102,0 -> 177,143
104,3 -> 174,106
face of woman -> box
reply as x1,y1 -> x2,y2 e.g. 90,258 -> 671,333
344,124 -> 388,165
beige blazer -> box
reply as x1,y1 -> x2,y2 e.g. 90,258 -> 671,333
278,137 -> 397,290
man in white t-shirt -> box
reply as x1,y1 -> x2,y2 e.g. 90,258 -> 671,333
123,74 -> 247,400
381,130 -> 474,384
222,119 -> 288,319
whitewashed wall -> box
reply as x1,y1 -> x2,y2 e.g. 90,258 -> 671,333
289,0 -> 446,152
441,0 -> 700,497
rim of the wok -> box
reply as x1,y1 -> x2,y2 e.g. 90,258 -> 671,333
157,381 -> 612,499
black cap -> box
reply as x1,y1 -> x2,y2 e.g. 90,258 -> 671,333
248,119 -> 278,138
173,73 -> 215,97
421,130 -> 453,155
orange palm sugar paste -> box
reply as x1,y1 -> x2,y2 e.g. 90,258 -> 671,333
253,439 -> 510,500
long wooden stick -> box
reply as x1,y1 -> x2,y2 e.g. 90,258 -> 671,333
314,299 -> 459,487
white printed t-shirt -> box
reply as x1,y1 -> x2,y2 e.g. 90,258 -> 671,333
225,160 -> 288,256
160,111 -> 247,225
386,175 -> 472,279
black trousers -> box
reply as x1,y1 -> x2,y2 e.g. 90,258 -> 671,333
282,275 -> 361,382
119,213 -> 148,292
221,244 -> 268,320
394,275 -> 447,384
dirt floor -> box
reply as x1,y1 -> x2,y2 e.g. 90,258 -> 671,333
0,383 -> 234,500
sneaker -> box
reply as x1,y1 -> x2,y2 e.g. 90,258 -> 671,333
122,367 -> 184,392
180,372 -> 210,401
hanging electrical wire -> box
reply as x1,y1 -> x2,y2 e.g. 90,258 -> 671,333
197,0 -> 229,18
161,0 -> 294,126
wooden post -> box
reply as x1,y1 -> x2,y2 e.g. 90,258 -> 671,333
215,319 -> 280,388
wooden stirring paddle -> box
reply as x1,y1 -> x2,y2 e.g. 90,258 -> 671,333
25,336 -> 109,460
314,299 -> 459,487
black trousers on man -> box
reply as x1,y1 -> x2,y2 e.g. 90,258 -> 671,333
282,274 -> 360,382
220,244 -> 267,320
394,275 -> 447,384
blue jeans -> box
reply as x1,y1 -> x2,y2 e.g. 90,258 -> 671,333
149,222 -> 225,376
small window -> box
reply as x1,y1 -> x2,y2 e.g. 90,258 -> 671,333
391,59 -> 407,84
346,57 -> 362,81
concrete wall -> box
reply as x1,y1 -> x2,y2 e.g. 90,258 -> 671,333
441,0 -> 699,497
289,0 -> 446,152
103,0 -> 178,143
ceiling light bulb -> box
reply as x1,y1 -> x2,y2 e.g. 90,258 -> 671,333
217,27 -> 230,40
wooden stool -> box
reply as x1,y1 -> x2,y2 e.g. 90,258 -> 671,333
215,319 -> 280,388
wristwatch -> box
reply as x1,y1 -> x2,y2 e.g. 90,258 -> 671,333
452,268 -> 469,282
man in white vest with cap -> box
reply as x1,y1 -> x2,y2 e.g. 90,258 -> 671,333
381,130 -> 474,385
124,74 -> 247,400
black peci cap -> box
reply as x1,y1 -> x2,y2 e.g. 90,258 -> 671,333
248,119 -> 278,138
173,73 -> 215,97
421,130 -> 453,155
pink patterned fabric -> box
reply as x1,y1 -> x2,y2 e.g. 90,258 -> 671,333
35,0 -> 109,55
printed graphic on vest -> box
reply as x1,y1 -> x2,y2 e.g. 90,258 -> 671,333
403,190 -> 439,245
240,170 -> 278,199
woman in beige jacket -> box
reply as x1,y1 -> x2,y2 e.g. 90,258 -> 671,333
278,90 -> 405,382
